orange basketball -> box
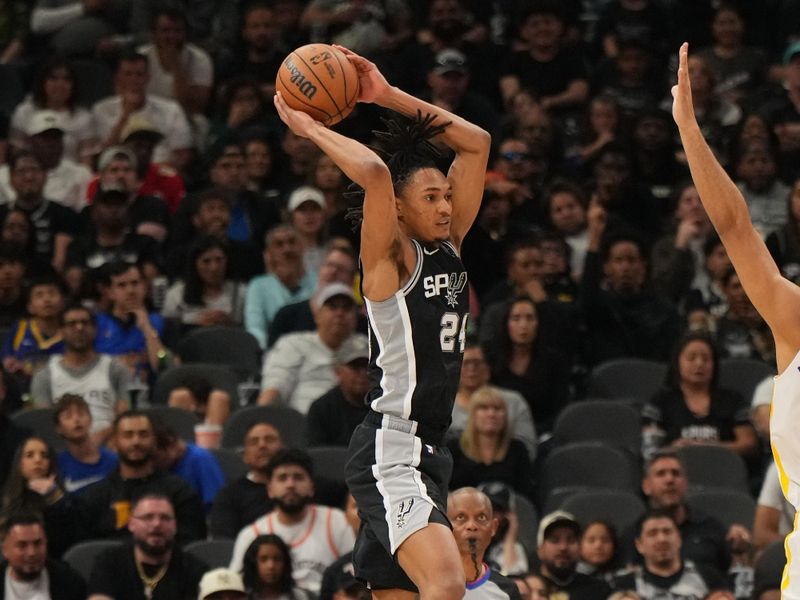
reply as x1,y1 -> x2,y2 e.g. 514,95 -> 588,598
275,44 -> 360,127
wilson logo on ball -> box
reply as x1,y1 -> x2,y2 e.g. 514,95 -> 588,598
284,57 -> 317,100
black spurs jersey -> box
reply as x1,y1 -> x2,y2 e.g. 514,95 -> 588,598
364,239 -> 469,436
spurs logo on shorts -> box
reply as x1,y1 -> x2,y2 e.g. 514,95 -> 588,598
396,499 -> 415,529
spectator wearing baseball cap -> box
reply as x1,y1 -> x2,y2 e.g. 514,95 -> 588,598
306,334 -> 370,447
537,510 -> 611,600
258,282 -> 368,414
288,186 -> 327,274
0,109 -> 92,212
199,568 -> 246,600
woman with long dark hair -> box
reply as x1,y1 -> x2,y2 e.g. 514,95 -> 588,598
0,436 -> 74,557
577,520 -> 621,583
642,331 -> 759,458
10,57 -> 96,163
162,236 -> 246,329
241,534 -> 313,600
487,296 -> 570,434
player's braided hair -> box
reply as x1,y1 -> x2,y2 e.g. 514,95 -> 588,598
345,111 -> 451,227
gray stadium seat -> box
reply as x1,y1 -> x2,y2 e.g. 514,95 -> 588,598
540,442 -> 639,506
145,406 -> 200,442
176,327 -> 262,381
718,358 -> 774,401
561,490 -> 646,540
307,446 -> 348,485
184,539 -> 235,568
686,489 -> 756,529
676,445 -> 749,493
588,358 -> 667,401
755,540 -> 787,592
151,364 -> 239,406
514,492 -> 539,557
222,405 -> 307,450
211,448 -> 248,482
10,408 -> 64,452
543,485 -> 590,514
552,400 -> 642,455
63,540 -> 124,582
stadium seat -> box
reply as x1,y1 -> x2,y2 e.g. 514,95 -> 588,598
176,327 -> 262,381
552,400 -> 642,455
514,492 -> 539,557
543,485 -> 590,514
184,539 -> 235,568
151,364 -> 240,407
145,406 -> 200,442
561,490 -> 646,540
718,358 -> 774,402
540,442 -> 639,507
675,445 -> 749,493
210,448 -> 248,482
686,489 -> 756,529
71,59 -> 114,107
10,408 -> 64,452
222,405 -> 307,450
63,540 -> 124,582
307,446 -> 348,485
588,358 -> 667,401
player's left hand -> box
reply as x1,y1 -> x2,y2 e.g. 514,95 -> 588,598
333,44 -> 390,104
274,91 -> 321,138
671,43 -> 697,130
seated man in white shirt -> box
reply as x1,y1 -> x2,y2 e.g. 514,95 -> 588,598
229,448 -> 355,594
258,282 -> 368,414
92,50 -> 194,172
138,6 -> 213,117
0,110 -> 92,211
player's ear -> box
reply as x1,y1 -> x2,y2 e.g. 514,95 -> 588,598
395,197 -> 404,220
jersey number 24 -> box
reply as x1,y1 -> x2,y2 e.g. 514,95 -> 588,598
440,312 -> 468,353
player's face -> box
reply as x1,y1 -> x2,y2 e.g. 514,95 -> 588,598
27,284 -> 64,319
243,424 -> 283,471
635,517 -> 681,568
580,522 -> 614,567
447,492 -> 497,571
2,524 -> 47,580
19,438 -> 50,480
256,542 -> 286,584
507,300 -> 538,346
678,340 -> 714,389
56,404 -> 92,442
397,168 -> 452,243
643,457 -> 688,508
267,465 -> 314,514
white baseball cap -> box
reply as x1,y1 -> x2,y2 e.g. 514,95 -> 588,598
198,568 -> 246,599
287,186 -> 325,212
26,110 -> 66,136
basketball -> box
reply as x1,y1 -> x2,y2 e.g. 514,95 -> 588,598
275,44 -> 360,127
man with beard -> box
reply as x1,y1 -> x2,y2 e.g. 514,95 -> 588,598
245,225 -> 316,349
447,487 -> 522,600
76,411 -> 206,544
536,511 -> 610,600
580,204 -> 681,365
614,510 -> 728,600
0,512 -> 86,600
209,422 -> 283,539
32,305 -> 130,440
257,283 -> 368,415
87,494 -> 207,600
228,449 -> 355,594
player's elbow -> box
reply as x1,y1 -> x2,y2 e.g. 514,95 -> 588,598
360,159 -> 392,186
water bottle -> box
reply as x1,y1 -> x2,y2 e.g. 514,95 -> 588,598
127,375 -> 150,409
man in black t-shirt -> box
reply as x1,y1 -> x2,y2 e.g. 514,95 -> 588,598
87,493 -> 207,600
536,511 -> 611,600
615,509 -> 729,600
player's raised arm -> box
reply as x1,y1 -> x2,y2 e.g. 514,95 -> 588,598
673,42 -> 800,370
335,45 -> 490,250
273,92 -> 398,272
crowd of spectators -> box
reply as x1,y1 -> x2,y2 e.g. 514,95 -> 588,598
0,0 -> 797,598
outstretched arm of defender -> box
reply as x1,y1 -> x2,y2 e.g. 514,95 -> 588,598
673,42 -> 800,370
335,45 -> 491,249
274,92 -> 398,268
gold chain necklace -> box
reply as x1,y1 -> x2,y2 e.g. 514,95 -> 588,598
135,558 -> 169,600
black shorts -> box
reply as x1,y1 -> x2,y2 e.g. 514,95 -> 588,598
344,411 -> 453,592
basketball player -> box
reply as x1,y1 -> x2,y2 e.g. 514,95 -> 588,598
274,45 -> 490,599
673,42 -> 800,597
